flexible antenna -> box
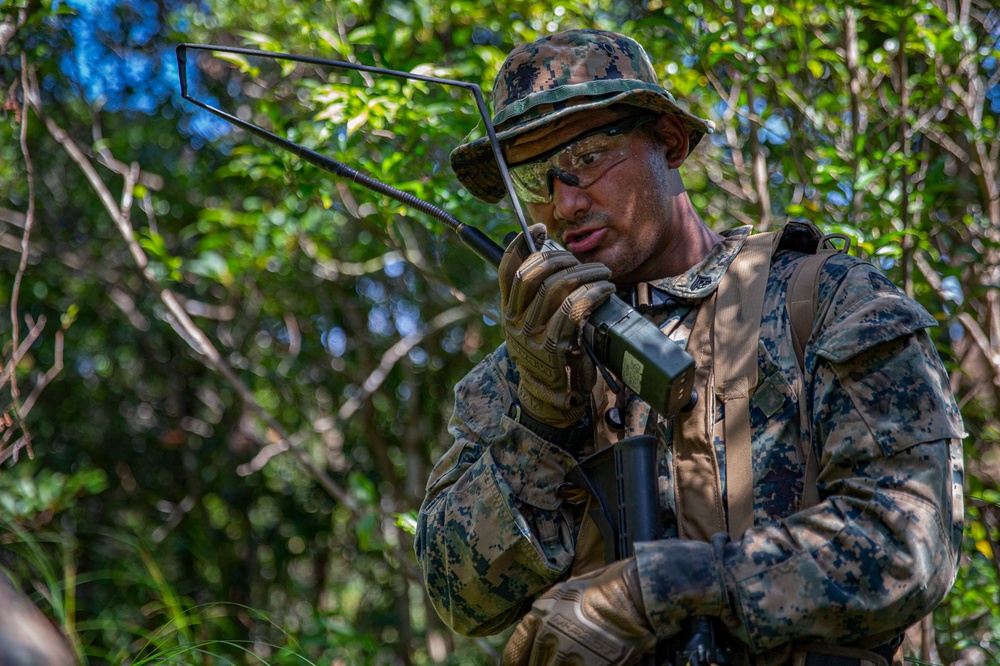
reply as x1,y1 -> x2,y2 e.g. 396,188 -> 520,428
175,43 -> 536,262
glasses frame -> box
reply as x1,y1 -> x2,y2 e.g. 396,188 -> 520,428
509,114 -> 657,203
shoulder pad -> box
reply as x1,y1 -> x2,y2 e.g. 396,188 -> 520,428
813,257 -> 937,363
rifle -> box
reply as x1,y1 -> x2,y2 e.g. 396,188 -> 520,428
175,43 -> 697,420
569,438 -> 737,666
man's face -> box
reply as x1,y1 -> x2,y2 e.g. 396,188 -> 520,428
506,110 -> 687,285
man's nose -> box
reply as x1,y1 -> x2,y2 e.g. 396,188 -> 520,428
546,168 -> 581,194
550,170 -> 591,222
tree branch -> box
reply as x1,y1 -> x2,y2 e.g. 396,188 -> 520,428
0,316 -> 51,465
733,0 -> 771,229
0,7 -> 27,56
11,55 -> 36,403
957,312 -> 1000,378
338,305 -> 472,421
0,317 -> 47,396
17,331 -> 64,420
23,62 -> 359,513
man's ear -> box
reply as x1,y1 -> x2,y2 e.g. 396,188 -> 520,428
653,114 -> 690,168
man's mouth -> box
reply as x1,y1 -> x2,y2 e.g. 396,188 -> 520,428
564,227 -> 607,254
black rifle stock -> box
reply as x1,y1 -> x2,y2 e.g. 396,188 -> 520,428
569,439 -> 736,666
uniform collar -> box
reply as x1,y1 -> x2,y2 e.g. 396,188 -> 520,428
644,225 -> 751,301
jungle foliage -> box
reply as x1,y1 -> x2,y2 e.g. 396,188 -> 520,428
0,0 -> 998,663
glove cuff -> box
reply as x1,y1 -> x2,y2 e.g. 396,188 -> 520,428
508,401 -> 592,457
621,557 -> 648,619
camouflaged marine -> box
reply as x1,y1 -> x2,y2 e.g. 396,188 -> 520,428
416,29 -> 965,666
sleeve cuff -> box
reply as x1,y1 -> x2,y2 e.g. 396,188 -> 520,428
633,537 -> 733,641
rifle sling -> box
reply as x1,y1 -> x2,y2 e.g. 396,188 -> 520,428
787,244 -> 841,511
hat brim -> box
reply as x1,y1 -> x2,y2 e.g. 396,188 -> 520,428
450,89 -> 714,204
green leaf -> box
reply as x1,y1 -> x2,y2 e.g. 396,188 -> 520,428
394,511 -> 417,536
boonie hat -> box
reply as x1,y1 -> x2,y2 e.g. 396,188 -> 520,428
451,28 -> 715,203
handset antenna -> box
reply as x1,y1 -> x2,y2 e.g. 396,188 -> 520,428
177,43 -> 697,420
175,43 -> 536,259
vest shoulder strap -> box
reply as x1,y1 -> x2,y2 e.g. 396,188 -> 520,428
785,232 -> 850,510
714,231 -> 778,539
787,248 -> 837,373
716,227 -> 849,530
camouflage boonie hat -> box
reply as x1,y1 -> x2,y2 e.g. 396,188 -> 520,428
451,29 -> 715,203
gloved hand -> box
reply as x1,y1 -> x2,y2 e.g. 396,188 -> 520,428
498,225 -> 615,426
501,556 -> 656,666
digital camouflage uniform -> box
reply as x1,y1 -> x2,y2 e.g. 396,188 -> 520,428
415,224 -> 965,663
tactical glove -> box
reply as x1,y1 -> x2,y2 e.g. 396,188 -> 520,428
502,556 -> 656,666
498,225 -> 615,426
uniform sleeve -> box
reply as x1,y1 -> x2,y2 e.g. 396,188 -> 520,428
414,345 -> 581,637
633,260 -> 966,653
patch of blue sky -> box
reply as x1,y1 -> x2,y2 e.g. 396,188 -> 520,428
407,347 -> 428,366
941,275 -> 964,305
357,276 -> 387,303
826,181 -> 853,207
826,190 -> 849,207
982,35 -> 999,110
368,305 -> 393,337
759,114 -> 790,144
53,0 -> 230,142
708,100 -> 790,145
321,327 -> 347,357
392,300 -> 421,338
988,80 -> 1000,112
384,256 -> 405,278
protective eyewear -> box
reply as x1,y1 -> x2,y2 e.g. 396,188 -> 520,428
509,115 -> 655,204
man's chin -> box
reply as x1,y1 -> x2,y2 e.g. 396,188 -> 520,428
605,257 -> 648,285
572,247 -> 613,271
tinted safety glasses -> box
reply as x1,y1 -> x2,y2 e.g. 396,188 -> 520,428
509,114 -> 656,204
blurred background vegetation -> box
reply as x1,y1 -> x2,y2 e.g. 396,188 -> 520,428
0,0 -> 997,663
